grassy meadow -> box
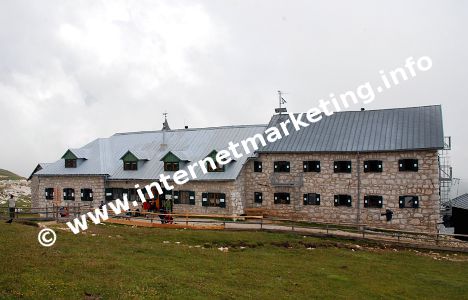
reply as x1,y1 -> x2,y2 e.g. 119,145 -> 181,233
0,221 -> 467,299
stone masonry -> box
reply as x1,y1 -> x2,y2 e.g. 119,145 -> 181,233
243,150 -> 440,232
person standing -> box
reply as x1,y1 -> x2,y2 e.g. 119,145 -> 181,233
8,194 -> 15,219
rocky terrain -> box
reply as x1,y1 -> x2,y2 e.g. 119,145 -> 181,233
0,169 -> 31,207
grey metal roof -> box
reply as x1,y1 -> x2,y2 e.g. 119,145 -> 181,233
36,125 -> 267,181
258,105 -> 444,153
451,194 -> 468,210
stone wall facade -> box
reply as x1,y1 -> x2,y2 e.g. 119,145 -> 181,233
30,149 -> 440,232
243,150 -> 440,232
31,175 -> 105,209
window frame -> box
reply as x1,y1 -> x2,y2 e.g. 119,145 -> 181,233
334,194 -> 352,207
174,190 -> 195,205
65,159 -> 77,168
334,161 -> 352,173
164,162 -> 180,172
123,161 -> 138,171
45,188 -> 54,200
254,192 -> 263,203
363,160 -> 383,173
63,188 -> 75,201
253,161 -> 263,172
364,195 -> 383,208
274,192 -> 290,204
274,161 -> 290,173
81,188 -> 93,201
399,195 -> 419,208
303,161 -> 320,173
303,193 -> 320,205
399,159 -> 419,172
202,192 -> 226,208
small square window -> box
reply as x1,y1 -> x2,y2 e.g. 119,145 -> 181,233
364,160 -> 383,173
81,188 -> 93,201
364,195 -> 383,208
254,192 -> 263,203
334,194 -> 352,207
63,188 -> 75,201
274,161 -> 290,173
45,188 -> 54,200
399,159 -> 418,172
334,161 -> 352,173
202,193 -> 226,207
254,161 -> 263,172
303,193 -> 320,205
124,161 -> 138,170
174,190 -> 195,205
65,159 -> 77,168
164,162 -> 179,171
274,192 -> 290,204
399,195 -> 419,208
303,161 -> 320,173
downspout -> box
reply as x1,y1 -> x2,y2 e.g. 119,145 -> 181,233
356,151 -> 361,226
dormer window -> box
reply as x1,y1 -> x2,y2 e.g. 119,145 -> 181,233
161,151 -> 189,172
164,162 -> 179,171
62,150 -> 78,168
124,161 -> 138,170
121,151 -> 139,171
206,150 -> 224,172
65,159 -> 77,168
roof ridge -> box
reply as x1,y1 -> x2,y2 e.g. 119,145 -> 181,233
113,124 -> 267,136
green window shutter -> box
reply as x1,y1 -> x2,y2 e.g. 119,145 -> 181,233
219,193 -> 226,208
173,191 -> 180,204
189,191 -> 195,205
202,193 -> 208,206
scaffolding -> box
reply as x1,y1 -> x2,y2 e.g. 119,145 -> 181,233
439,136 -> 453,210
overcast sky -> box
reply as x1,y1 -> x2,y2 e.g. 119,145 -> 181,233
0,0 -> 467,195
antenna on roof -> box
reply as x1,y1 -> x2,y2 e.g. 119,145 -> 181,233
275,90 -> 288,114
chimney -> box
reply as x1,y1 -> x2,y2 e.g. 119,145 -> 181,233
184,125 -> 189,129
361,108 -> 365,111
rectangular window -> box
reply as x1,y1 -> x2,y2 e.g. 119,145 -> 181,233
45,188 -> 54,200
164,162 -> 179,171
124,161 -> 138,170
303,193 -> 320,205
63,188 -> 75,201
399,159 -> 418,172
274,161 -> 290,173
399,195 -> 419,208
207,162 -> 225,172
254,161 -> 263,172
65,159 -> 77,168
274,192 -> 290,204
364,160 -> 383,173
174,191 -> 195,205
303,161 -> 320,172
105,188 -> 124,201
254,192 -> 263,203
81,188 -> 93,201
364,195 -> 383,208
127,188 -> 139,202
334,194 -> 352,207
202,193 -> 226,208
334,161 -> 352,173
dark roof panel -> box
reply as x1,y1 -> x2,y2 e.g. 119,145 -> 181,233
259,105 -> 444,153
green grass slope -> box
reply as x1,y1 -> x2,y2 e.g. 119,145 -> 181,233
0,168 -> 24,180
0,223 -> 467,299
